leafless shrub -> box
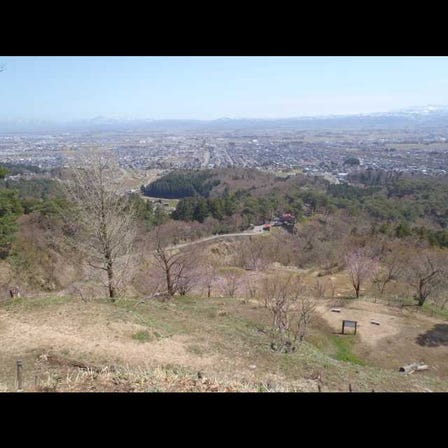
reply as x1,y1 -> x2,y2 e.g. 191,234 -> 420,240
263,274 -> 315,352
221,269 -> 242,298
244,279 -> 259,300
233,237 -> 269,271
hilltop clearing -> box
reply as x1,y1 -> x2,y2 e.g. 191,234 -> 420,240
0,294 -> 446,392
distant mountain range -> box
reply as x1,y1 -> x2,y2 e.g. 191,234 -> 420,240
2,105 -> 448,133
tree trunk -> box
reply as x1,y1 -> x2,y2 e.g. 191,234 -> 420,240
416,280 -> 426,306
355,283 -> 360,298
106,257 -> 115,300
166,267 -> 174,297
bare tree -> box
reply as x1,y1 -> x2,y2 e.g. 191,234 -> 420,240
372,252 -> 402,297
201,258 -> 219,298
264,275 -> 294,351
63,156 -> 137,300
262,273 -> 297,309
294,295 -> 316,343
152,228 -> 193,298
311,278 -> 328,298
401,250 -> 443,306
345,248 -> 378,298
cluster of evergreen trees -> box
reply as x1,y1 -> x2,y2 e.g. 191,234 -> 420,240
172,195 -> 235,223
127,193 -> 170,228
141,170 -> 220,199
172,187 -> 305,226
372,221 -> 448,248
0,189 -> 23,258
0,167 -> 23,258
324,176 -> 448,227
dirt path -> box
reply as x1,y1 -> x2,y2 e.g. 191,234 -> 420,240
167,226 -> 265,250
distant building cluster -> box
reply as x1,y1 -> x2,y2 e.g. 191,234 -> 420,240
1,128 -> 448,179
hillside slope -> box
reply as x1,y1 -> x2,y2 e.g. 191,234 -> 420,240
0,295 -> 446,392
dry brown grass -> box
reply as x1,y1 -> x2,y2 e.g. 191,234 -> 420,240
0,291 -> 447,392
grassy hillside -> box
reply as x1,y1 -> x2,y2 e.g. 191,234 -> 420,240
0,293 -> 446,392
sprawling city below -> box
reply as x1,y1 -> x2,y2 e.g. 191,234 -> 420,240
1,125 -> 448,181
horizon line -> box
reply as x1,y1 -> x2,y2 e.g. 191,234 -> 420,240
1,104 -> 448,124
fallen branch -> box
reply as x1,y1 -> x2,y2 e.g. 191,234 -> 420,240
399,362 -> 429,374
44,353 -> 107,373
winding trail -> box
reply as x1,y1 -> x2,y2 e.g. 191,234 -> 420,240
167,225 -> 266,250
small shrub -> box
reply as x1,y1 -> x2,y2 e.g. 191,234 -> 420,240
132,330 -> 152,343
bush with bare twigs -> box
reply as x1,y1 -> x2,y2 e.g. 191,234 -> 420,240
262,274 -> 316,353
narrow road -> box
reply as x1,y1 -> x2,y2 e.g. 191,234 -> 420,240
167,225 -> 266,250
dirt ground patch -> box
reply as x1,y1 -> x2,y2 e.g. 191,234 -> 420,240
317,299 -> 448,377
0,302 -> 217,365
0,298 -> 218,390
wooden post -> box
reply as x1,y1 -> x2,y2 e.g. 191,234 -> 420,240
354,322 -> 357,335
341,321 -> 345,334
348,383 -> 352,392
16,360 -> 23,391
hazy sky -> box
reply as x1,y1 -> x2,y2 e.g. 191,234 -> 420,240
1,56 -> 448,121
